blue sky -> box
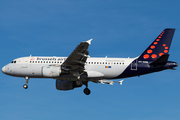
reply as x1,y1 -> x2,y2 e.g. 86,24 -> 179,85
0,0 -> 180,120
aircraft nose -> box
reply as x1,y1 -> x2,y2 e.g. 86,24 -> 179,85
2,66 -> 5,73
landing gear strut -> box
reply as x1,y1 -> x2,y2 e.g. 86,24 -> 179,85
23,76 -> 29,89
83,82 -> 91,95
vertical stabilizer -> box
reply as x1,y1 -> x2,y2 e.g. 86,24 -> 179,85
138,28 -> 175,61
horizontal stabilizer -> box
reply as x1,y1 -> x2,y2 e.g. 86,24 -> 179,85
149,54 -> 169,66
169,67 -> 176,70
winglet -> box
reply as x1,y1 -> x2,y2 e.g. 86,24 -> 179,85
86,39 -> 93,45
118,80 -> 124,85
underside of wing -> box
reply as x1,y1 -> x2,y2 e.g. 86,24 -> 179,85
62,39 -> 92,71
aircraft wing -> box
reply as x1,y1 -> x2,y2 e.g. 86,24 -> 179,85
61,39 -> 92,71
98,80 -> 124,85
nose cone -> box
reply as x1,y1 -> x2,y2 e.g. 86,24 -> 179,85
2,66 -> 5,73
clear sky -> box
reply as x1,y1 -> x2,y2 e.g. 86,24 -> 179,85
0,0 -> 180,120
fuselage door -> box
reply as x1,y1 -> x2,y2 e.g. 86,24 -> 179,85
21,58 -> 28,68
131,59 -> 137,70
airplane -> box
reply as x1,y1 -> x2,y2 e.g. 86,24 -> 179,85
1,28 -> 178,95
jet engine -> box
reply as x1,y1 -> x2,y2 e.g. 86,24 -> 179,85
56,80 -> 82,90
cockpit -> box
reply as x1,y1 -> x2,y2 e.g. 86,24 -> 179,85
11,61 -> 16,63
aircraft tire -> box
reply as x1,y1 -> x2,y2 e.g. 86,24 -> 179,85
23,84 -> 28,89
84,88 -> 91,95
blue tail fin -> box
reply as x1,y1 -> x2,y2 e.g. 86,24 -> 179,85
138,28 -> 175,61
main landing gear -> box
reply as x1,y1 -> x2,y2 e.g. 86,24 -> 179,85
83,82 -> 91,95
75,80 -> 90,95
23,76 -> 29,89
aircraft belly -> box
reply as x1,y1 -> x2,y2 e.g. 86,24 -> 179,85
7,64 -> 43,77
85,64 -> 128,79
27,64 -> 43,77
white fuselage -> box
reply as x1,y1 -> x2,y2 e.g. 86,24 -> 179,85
1,29 -> 177,95
3,56 -> 136,80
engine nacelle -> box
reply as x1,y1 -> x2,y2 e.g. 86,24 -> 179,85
42,66 -> 61,77
56,80 -> 82,90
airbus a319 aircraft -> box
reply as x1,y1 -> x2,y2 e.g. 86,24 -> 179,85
2,28 -> 178,95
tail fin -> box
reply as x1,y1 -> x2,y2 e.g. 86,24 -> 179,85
138,28 -> 175,61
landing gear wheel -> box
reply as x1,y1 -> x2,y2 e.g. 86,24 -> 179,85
84,88 -> 91,95
23,76 -> 29,89
23,84 -> 28,89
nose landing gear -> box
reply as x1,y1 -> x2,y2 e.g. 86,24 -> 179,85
23,76 -> 29,89
23,84 -> 28,89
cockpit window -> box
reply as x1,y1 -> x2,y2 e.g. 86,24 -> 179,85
11,61 -> 16,63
